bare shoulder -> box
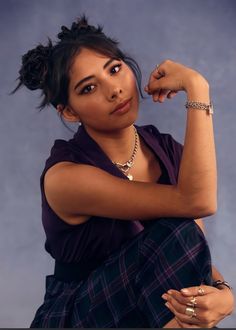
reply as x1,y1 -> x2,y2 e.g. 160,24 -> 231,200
44,162 -> 93,225
45,161 -> 78,180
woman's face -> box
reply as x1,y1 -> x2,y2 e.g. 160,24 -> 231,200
64,47 -> 139,133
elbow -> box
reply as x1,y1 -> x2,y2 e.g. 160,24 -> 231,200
183,191 -> 217,218
176,186 -> 217,218
195,202 -> 217,217
192,198 -> 217,218
208,199 -> 218,215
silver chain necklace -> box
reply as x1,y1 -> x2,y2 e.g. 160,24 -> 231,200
112,126 -> 139,181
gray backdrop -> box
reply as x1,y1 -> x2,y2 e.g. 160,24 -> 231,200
1,0 -> 235,327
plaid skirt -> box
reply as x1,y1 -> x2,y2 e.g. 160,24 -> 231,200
30,218 -> 212,328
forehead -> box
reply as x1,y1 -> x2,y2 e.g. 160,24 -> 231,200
70,48 -> 111,78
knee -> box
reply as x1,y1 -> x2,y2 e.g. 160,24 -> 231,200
139,218 -> 212,285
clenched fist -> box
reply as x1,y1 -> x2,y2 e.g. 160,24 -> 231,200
144,59 -> 209,103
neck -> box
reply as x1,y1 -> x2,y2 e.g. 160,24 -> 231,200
84,125 -> 137,164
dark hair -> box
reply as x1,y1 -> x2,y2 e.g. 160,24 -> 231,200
12,15 -> 144,112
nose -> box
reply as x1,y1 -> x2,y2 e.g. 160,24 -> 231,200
108,85 -> 122,101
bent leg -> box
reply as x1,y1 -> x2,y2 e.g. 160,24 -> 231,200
30,218 -> 212,328
135,218 -> 212,327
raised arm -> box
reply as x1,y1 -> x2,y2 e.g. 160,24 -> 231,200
178,77 -> 217,215
145,60 -> 217,215
44,60 -> 217,223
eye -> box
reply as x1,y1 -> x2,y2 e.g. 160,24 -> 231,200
110,63 -> 122,74
80,84 -> 95,95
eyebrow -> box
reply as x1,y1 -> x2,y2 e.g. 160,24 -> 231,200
74,58 -> 117,91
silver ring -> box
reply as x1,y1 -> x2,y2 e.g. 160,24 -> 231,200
185,306 -> 197,318
156,64 -> 161,73
198,287 -> 205,296
192,311 -> 197,318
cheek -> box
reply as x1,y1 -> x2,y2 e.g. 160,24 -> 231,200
68,91 -> 100,115
123,69 -> 139,94
128,73 -> 139,102
125,68 -> 135,84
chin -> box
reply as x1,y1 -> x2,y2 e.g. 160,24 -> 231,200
114,113 -> 138,131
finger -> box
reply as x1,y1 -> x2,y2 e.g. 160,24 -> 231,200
180,285 -> 213,297
167,301 -> 213,327
146,75 -> 176,95
152,89 -> 169,102
145,65 -> 166,94
167,91 -> 178,99
167,296 -> 216,328
165,290 -> 208,309
167,295 -> 208,324
149,89 -> 177,101
167,295 -> 188,314
158,89 -> 170,102
166,295 -> 199,318
153,65 -> 165,80
152,91 -> 161,102
167,290 -> 194,305
165,303 -> 201,325
145,78 -> 164,94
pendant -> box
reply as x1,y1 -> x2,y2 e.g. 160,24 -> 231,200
127,174 -> 133,181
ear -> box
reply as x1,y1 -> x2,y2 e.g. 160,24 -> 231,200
56,104 -> 81,122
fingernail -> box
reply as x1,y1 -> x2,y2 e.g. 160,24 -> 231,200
165,302 -> 170,308
167,290 -> 173,295
162,294 -> 168,300
181,288 -> 189,294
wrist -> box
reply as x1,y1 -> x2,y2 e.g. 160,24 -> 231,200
213,280 -> 234,316
185,75 -> 210,102
213,280 -> 233,291
220,287 -> 235,316
216,284 -> 231,291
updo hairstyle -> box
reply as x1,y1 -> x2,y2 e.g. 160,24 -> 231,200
12,15 -> 143,111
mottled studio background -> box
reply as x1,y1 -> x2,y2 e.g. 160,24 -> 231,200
0,0 -> 236,327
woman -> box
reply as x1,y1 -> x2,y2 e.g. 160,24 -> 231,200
13,16 -> 234,328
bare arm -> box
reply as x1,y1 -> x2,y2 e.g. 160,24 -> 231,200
45,60 -> 217,222
146,61 -> 217,214
178,80 -> 217,215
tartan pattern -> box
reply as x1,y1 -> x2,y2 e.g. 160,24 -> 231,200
30,218 -> 212,328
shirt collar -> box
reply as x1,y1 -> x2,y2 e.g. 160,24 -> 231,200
73,124 -> 176,184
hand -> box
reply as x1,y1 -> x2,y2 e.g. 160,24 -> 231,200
162,285 -> 234,328
144,59 -> 208,103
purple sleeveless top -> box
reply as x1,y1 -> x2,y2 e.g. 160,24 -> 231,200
40,124 -> 183,265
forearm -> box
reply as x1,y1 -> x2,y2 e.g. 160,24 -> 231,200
178,78 -> 217,214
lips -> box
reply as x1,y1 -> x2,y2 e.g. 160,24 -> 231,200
111,98 -> 132,114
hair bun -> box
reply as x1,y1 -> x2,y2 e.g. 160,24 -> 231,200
19,40 -> 53,90
57,15 -> 103,41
